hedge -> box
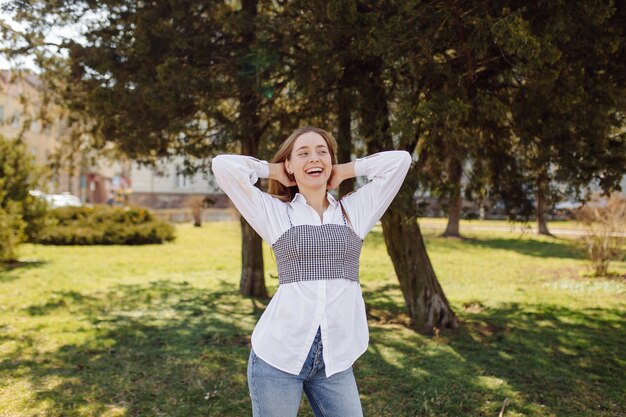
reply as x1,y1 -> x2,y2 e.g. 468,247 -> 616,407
37,205 -> 176,245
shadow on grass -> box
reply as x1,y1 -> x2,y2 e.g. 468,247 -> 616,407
450,303 -> 625,411
463,237 -> 583,260
2,280 -> 267,416
368,226 -> 583,261
4,279 -> 624,416
0,259 -> 48,282
356,294 -> 625,417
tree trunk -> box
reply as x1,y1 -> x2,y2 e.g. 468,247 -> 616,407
337,75 -> 355,199
536,170 -> 551,236
239,216 -> 268,297
442,156 -> 463,238
237,0 -> 267,298
382,211 -> 459,332
358,59 -> 458,333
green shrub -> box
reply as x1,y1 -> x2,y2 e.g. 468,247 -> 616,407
1,134 -> 48,261
37,205 -> 176,245
23,196 -> 53,243
0,202 -> 27,262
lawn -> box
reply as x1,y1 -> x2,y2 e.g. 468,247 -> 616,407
0,221 -> 624,417
416,217 -> 590,230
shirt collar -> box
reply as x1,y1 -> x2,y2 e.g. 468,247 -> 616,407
291,191 -> 338,206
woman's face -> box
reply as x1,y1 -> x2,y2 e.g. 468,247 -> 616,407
285,132 -> 333,190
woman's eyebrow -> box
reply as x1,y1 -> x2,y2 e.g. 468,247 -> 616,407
295,145 -> 328,151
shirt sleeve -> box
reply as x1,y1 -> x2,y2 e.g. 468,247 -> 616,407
211,154 -> 285,243
341,150 -> 412,239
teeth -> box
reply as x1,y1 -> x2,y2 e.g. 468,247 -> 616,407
306,168 -> 323,173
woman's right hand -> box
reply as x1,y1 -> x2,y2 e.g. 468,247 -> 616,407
269,162 -> 297,188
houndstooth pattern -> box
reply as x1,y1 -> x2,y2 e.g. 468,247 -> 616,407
272,206 -> 363,285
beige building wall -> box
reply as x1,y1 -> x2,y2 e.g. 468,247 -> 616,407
0,70 -> 81,195
1,70 -> 218,208
128,157 -> 221,209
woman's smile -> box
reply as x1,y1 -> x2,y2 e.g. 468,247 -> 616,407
286,132 -> 333,187
305,167 -> 324,177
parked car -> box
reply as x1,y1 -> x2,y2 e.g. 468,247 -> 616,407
554,200 -> 583,211
29,190 -> 83,208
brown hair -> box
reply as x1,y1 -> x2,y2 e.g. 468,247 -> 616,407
267,126 -> 338,202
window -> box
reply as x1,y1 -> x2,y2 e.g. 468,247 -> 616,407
175,166 -> 193,189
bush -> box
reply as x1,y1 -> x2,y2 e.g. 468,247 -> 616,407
23,195 -> 53,242
0,135 -> 48,262
576,195 -> 626,277
0,203 -> 27,262
37,205 -> 176,245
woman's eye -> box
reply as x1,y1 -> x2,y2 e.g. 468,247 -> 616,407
320,150 -> 328,154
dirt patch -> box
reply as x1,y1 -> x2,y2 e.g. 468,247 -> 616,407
366,306 -> 412,327
463,301 -> 487,313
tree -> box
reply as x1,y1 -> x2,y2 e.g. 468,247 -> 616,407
509,1 -> 626,234
353,0 -> 626,329
5,0 -> 626,333
0,134 -> 47,262
1,0 -> 298,298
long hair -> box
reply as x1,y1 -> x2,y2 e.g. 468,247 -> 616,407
267,126 -> 338,202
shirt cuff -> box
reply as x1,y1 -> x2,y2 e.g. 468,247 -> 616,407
353,153 -> 381,177
250,157 -> 270,179
257,161 -> 270,178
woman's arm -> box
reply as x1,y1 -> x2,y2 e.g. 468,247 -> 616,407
211,154 -> 290,243
327,161 -> 356,190
339,150 -> 412,238
268,161 -> 297,188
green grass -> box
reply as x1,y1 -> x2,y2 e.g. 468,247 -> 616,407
1,221 -> 624,417
417,217 -> 591,230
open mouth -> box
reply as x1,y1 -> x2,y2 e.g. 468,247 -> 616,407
305,167 -> 324,177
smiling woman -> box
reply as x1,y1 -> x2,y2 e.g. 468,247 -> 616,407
211,126 -> 411,417
266,127 -> 340,206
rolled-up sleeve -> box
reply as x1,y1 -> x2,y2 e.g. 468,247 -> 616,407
342,150 -> 412,238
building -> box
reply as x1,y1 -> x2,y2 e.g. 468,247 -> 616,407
0,69 -> 82,195
128,157 -> 225,209
0,70 -> 137,205
1,70 -> 226,209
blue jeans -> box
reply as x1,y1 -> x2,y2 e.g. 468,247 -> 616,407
247,326 -> 364,417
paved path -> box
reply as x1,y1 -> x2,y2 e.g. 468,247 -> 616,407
183,209 -> 626,237
418,222 -> 626,237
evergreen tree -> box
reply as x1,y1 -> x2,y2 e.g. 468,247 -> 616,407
0,135 -> 47,262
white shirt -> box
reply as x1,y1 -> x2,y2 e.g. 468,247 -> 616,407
211,150 -> 411,377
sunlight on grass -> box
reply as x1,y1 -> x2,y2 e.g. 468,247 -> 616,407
1,221 -> 624,417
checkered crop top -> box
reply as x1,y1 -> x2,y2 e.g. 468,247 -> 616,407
272,203 -> 363,285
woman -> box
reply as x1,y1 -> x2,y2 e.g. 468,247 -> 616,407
211,126 -> 411,417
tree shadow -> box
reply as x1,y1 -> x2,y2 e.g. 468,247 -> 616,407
5,279 -> 624,416
436,233 -> 478,242
369,226 -> 584,261
459,236 -> 582,260
452,302 -> 625,416
352,300 -> 624,416
0,259 -> 48,282
2,280 -> 267,416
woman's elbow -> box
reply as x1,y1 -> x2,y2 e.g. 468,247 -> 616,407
211,154 -> 229,171
399,150 -> 412,170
